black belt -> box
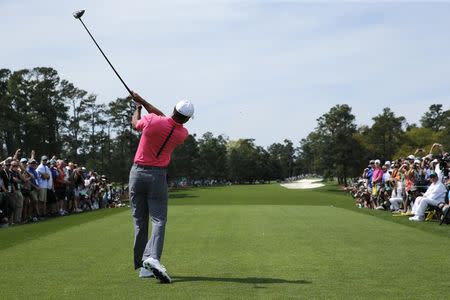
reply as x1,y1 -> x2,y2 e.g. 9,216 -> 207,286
134,164 -> 167,170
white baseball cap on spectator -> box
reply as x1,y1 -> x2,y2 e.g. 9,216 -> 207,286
41,155 -> 48,161
20,158 -> 28,164
407,155 -> 415,160
414,159 -> 421,164
375,159 -> 381,164
384,161 -> 391,166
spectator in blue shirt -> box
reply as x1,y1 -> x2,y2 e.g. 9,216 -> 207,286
26,159 -> 41,219
366,160 -> 374,190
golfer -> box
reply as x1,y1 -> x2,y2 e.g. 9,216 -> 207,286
129,91 -> 193,283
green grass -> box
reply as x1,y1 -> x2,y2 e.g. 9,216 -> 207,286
1,183 -> 449,299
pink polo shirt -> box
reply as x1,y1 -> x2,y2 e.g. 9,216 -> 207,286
134,113 -> 189,167
372,167 -> 383,184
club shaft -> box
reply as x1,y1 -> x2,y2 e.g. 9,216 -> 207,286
78,18 -> 132,95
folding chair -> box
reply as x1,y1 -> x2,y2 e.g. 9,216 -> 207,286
440,206 -> 450,225
439,187 -> 450,225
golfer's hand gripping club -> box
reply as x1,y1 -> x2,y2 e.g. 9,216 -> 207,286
130,92 -> 165,117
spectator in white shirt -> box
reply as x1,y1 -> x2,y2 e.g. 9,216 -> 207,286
36,156 -> 53,215
409,172 -> 447,222
382,164 -> 391,183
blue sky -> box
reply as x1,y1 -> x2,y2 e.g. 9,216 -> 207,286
1,1 -> 449,146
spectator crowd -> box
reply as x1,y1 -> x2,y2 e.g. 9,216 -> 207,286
348,143 -> 450,224
0,149 -> 125,227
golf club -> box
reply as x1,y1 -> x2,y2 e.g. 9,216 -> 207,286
73,9 -> 132,96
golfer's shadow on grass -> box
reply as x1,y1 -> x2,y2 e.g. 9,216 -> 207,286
172,276 -> 312,285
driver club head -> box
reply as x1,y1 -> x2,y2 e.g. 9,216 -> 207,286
73,10 -> 85,19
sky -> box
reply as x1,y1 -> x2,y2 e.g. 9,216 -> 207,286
1,0 -> 449,146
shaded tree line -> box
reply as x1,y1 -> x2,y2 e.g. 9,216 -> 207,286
0,67 -> 296,183
1,67 -> 448,184
0,67 -> 139,183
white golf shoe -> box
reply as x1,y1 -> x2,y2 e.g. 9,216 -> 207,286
143,257 -> 172,283
139,267 -> 154,278
409,216 -> 424,222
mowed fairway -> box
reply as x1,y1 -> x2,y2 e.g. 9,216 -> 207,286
1,184 -> 449,299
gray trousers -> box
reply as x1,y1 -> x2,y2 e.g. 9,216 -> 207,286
129,164 -> 168,269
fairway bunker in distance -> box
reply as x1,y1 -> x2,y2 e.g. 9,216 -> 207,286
280,179 -> 324,189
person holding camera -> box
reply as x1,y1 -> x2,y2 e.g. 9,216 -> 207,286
428,143 -> 449,182
363,160 -> 375,193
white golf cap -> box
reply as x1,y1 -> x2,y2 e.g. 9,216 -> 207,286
407,155 -> 415,160
384,160 -> 391,166
375,159 -> 380,164
175,99 -> 194,118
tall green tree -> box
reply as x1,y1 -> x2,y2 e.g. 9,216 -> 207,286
197,132 -> 228,181
296,131 -> 322,175
298,104 -> 362,183
317,104 -> 360,183
395,127 -> 439,158
169,134 -> 200,181
0,68 -> 14,156
420,104 -> 446,131
255,146 -> 273,183
364,107 -> 405,161
438,109 -> 450,151
107,97 -> 139,182
27,67 -> 69,156
60,80 -> 91,159
228,139 -> 261,183
267,139 -> 295,180
0,69 -> 9,157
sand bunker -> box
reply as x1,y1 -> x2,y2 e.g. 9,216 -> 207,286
280,179 -> 324,189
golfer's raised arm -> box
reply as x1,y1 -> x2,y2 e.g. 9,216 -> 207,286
131,92 -> 165,117
131,105 -> 142,129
